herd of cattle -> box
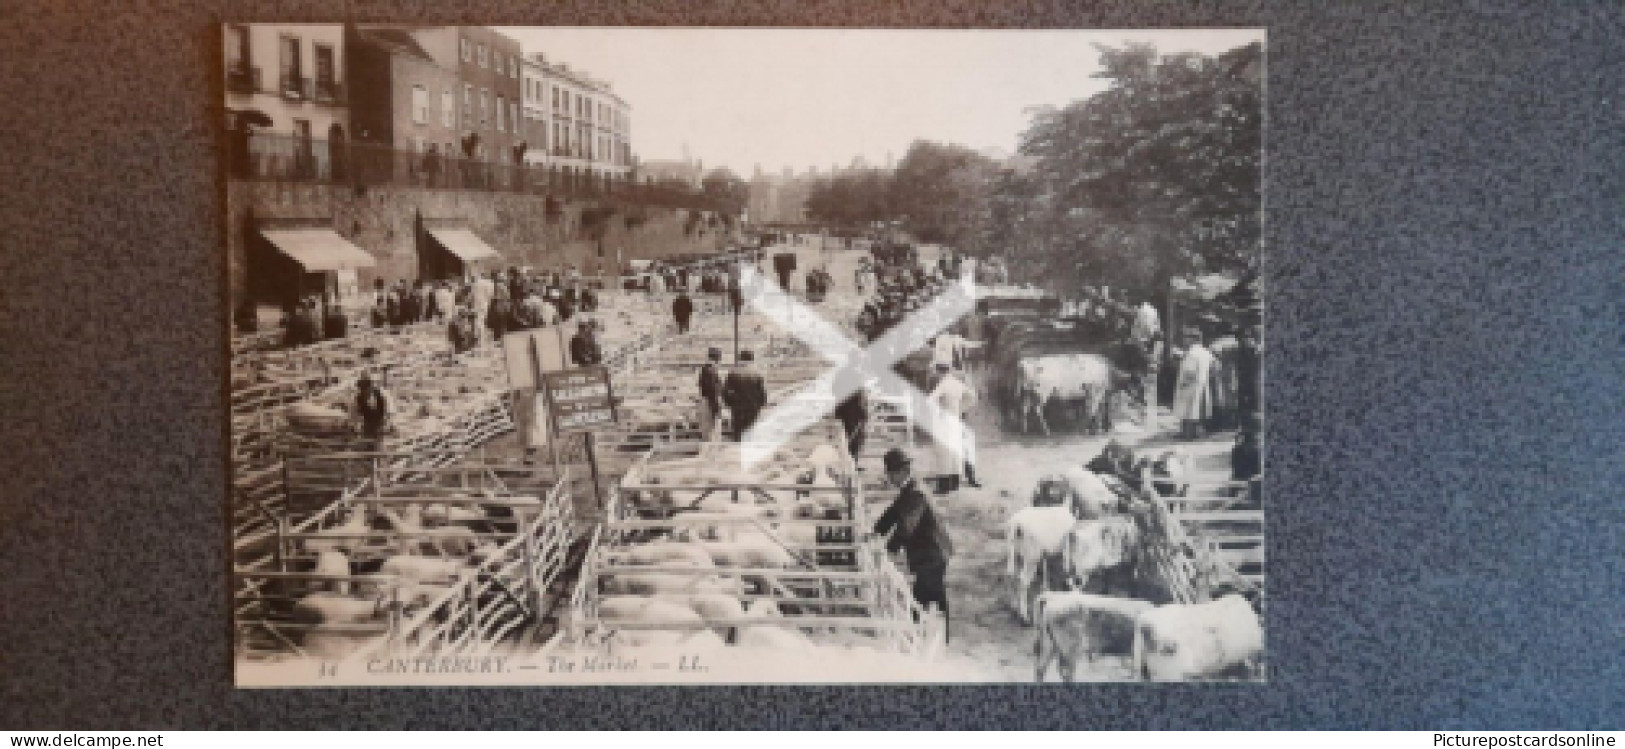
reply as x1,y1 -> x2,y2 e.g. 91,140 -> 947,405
1005,450 -> 1264,682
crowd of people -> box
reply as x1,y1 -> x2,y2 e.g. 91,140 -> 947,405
241,264 -> 612,354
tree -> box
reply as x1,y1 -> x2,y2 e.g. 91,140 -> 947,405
701,168 -> 750,217
804,168 -> 893,228
889,141 -> 1000,245
1013,41 -> 1263,292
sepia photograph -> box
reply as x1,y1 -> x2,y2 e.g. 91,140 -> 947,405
224,25 -> 1265,687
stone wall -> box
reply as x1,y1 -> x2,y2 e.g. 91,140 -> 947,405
226,180 -> 731,298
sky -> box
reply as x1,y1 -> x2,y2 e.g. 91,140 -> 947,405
501,28 -> 1263,177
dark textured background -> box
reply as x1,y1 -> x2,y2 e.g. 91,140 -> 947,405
1,0 -> 1621,730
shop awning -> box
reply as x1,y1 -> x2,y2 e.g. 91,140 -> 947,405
260,228 -> 376,272
427,227 -> 500,263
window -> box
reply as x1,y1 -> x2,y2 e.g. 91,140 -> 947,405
442,89 -> 455,127
463,84 -> 473,121
314,44 -> 335,86
225,25 -> 249,74
496,95 -> 505,132
511,102 -> 520,135
493,50 -> 502,71
509,58 -> 517,78
279,36 -> 301,92
412,85 -> 429,125
461,39 -> 472,62
480,88 -> 489,127
477,45 -> 487,68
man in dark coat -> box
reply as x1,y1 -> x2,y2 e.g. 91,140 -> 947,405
290,298 -> 320,347
355,375 -> 390,442
672,291 -> 695,334
449,308 -> 479,355
721,350 -> 768,441
697,347 -> 724,441
832,353 -> 870,460
554,290 -> 575,323
1236,325 -> 1261,423
569,320 -> 602,367
873,447 -> 954,641
322,298 -> 348,340
486,286 -> 512,340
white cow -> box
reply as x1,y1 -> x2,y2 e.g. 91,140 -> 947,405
1059,516 -> 1141,596
1131,594 -> 1264,681
1033,592 -> 1155,682
1006,505 -> 1075,624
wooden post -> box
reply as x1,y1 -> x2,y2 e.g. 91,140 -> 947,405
585,431 -> 605,513
517,510 -> 542,625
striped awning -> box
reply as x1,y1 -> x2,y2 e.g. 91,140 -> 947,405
427,227 -> 500,263
259,228 -> 376,272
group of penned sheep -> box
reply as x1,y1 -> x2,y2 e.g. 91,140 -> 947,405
583,443 -> 897,654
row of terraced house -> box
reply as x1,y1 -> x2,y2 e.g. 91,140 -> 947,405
224,24 -> 635,195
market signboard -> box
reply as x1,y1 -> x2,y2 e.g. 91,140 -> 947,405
541,366 -> 617,433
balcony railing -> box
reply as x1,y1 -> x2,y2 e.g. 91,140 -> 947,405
279,74 -> 308,100
226,65 -> 260,95
226,133 -> 721,210
312,78 -> 345,105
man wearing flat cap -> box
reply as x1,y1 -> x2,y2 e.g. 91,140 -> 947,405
697,347 -> 725,441
354,375 -> 390,445
721,350 -> 767,441
569,319 -> 602,367
874,447 -> 954,641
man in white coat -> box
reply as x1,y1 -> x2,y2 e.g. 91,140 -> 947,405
927,362 -> 981,492
432,282 -> 457,324
470,272 -> 495,341
1171,331 -> 1215,439
1130,297 -> 1164,431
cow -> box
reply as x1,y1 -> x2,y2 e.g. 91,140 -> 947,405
1144,450 -> 1192,497
1006,504 -> 1075,624
1131,594 -> 1264,681
1014,353 -> 1116,435
1059,516 -> 1141,597
1032,592 -> 1155,682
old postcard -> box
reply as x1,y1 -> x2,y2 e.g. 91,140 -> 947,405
226,25 -> 1265,686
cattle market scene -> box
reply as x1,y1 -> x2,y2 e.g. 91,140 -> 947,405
226,26 -> 1265,685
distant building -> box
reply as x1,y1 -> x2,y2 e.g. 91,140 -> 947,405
639,156 -> 704,189
748,170 -> 811,224
525,54 -> 632,185
223,24 -> 350,179
227,24 -> 631,190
